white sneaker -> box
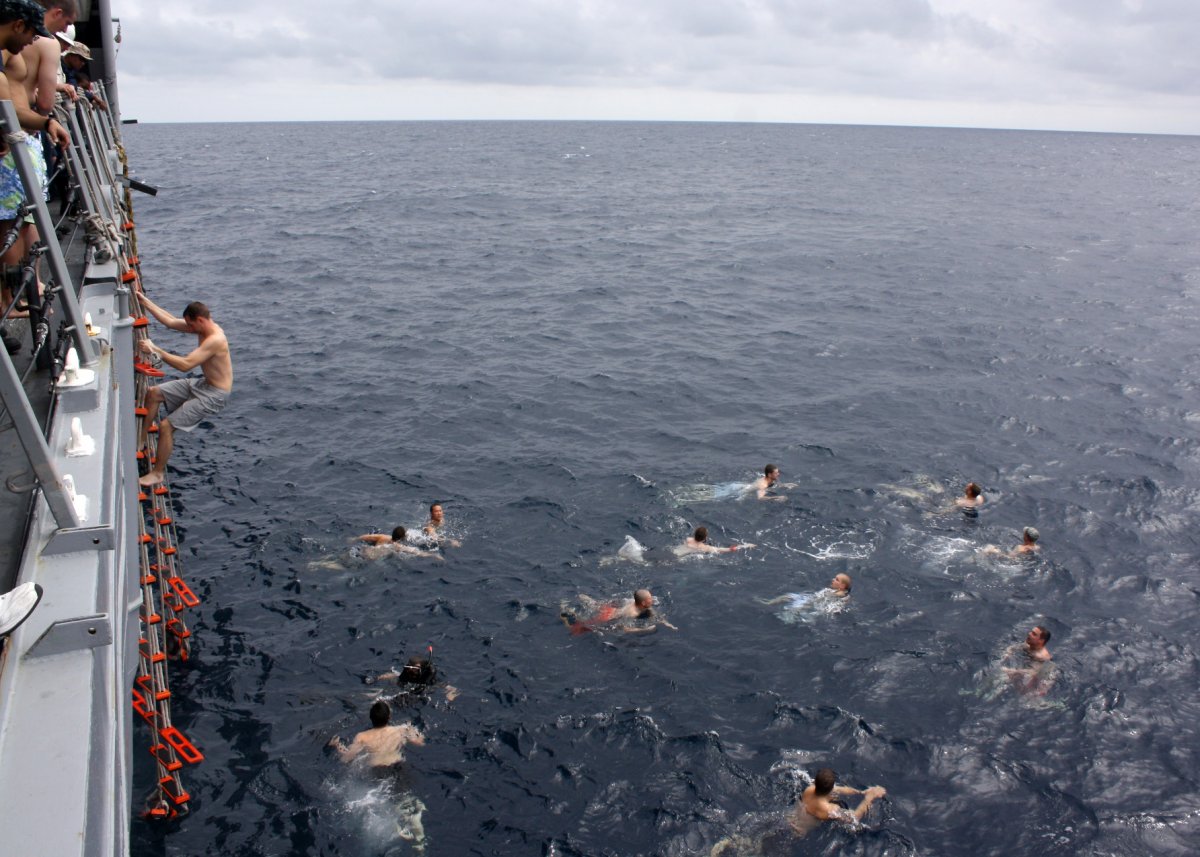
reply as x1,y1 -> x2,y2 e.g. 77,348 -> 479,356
0,583 -> 44,637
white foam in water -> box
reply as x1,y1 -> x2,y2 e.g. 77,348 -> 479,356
617,534 -> 646,562
337,779 -> 426,853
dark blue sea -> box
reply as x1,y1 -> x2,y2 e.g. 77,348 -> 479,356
124,121 -> 1200,856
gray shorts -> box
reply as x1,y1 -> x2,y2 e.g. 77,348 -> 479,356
155,377 -> 229,432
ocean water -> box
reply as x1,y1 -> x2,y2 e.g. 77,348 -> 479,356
123,121 -> 1200,856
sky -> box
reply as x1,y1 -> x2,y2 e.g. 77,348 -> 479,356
106,0 -> 1200,134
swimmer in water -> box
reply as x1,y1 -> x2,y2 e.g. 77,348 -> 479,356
355,527 -> 439,560
954,482 -> 985,515
982,526 -> 1040,560
1002,625 -> 1055,695
676,526 -> 756,556
422,502 -> 462,548
789,768 -> 887,835
753,464 -> 797,501
762,573 -> 851,608
329,700 -> 425,767
375,655 -> 460,704
560,589 -> 677,634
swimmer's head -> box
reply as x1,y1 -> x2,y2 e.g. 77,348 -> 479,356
831,573 -> 852,593
965,482 -> 982,498
1022,527 -> 1040,544
391,526 -> 407,542
813,768 -> 837,796
399,657 -> 436,686
633,589 -> 653,610
429,503 -> 443,523
693,526 -> 708,543
765,464 -> 779,480
1028,626 -> 1050,647
369,700 -> 391,728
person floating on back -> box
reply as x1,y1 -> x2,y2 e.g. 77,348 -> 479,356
136,295 -> 232,487
761,573 -> 851,619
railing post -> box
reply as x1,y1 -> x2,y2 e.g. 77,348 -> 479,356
61,104 -> 102,219
0,348 -> 82,530
0,99 -> 95,365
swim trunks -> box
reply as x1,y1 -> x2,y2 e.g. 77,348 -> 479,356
595,604 -> 617,622
153,377 -> 229,432
0,133 -> 45,221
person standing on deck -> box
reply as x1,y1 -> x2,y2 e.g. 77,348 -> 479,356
0,0 -> 70,340
24,1 -> 73,112
136,295 -> 233,487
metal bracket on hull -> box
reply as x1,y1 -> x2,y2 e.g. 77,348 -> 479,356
24,613 -> 112,658
43,525 -> 116,556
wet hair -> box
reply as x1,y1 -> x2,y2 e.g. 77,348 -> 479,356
1033,626 -> 1051,643
429,502 -> 442,514
765,464 -> 778,477
399,657 -> 436,686
369,700 -> 391,728
1023,527 -> 1040,543
391,526 -> 407,541
633,589 -> 652,609
834,573 -> 852,592
693,526 -> 708,542
965,482 -> 982,498
813,768 -> 836,795
182,301 -> 210,321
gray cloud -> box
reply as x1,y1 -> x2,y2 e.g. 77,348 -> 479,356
116,0 -> 1200,126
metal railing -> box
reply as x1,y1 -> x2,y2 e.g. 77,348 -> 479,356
0,91 -> 130,532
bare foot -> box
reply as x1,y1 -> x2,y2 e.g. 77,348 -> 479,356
139,471 -> 164,487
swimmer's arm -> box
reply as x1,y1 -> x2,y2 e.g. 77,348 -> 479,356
851,786 -> 886,820
723,543 -> 756,553
443,684 -> 459,702
619,624 -> 658,634
658,619 -> 678,631
832,785 -> 862,796
357,533 -> 392,545
329,735 -> 362,762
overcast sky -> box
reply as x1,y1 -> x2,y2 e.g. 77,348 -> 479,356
110,0 -> 1199,134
